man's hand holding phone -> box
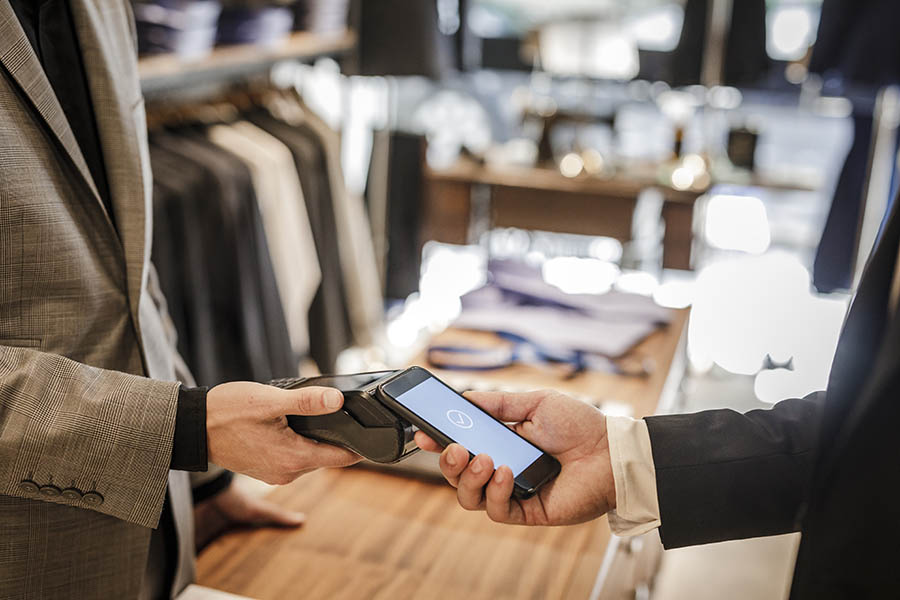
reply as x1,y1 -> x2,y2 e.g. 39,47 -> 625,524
415,390 -> 616,526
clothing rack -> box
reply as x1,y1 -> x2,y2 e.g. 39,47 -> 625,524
138,29 -> 356,98
144,85 -> 383,377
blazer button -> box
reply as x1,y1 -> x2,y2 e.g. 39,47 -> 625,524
18,480 -> 39,494
82,491 -> 104,506
61,488 -> 83,501
39,484 -> 61,497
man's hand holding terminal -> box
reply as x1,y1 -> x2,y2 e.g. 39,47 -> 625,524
206,382 -> 361,485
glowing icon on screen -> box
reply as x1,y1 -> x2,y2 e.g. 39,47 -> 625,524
446,409 -> 474,429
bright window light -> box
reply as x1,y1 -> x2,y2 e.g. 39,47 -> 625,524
539,21 -> 640,80
653,279 -> 694,309
559,152 -> 584,178
753,294 -> 849,403
615,271 -> 659,296
541,257 -> 620,295
671,166 -> 695,191
419,243 -> 487,303
626,4 -> 685,52
768,7 -> 816,61
588,237 -> 624,263
704,194 -> 771,254
687,252 -> 848,378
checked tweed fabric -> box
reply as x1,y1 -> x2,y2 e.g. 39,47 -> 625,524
0,1 -> 195,597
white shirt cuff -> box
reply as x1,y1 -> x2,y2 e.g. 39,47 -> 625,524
606,415 -> 661,537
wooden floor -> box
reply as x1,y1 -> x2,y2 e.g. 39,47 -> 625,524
196,467 -> 610,599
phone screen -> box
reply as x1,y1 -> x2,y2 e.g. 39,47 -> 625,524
388,376 -> 543,476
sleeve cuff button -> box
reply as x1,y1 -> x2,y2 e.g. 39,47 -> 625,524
18,480 -> 39,494
82,491 -> 104,505
39,485 -> 61,497
62,488 -> 83,501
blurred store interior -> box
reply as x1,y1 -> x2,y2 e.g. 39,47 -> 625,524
133,0 -> 898,598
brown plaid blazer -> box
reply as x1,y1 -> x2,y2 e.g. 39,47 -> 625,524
0,1 -> 196,597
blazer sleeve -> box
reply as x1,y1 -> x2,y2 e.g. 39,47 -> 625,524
0,344 -> 181,529
644,392 -> 824,548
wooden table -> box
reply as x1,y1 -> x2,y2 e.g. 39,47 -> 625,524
196,309 -> 689,600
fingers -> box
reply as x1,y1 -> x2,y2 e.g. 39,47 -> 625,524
438,443 -> 470,487
414,431 -> 443,453
484,465 -> 519,524
456,454 -> 493,510
242,496 -> 306,527
288,433 -> 362,469
463,390 -> 547,423
275,386 -> 344,417
310,444 -> 362,469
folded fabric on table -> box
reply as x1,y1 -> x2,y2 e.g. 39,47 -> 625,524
452,259 -> 671,359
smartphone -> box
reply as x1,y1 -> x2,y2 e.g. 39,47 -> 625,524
379,366 -> 561,499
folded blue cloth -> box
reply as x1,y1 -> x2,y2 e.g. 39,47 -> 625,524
216,6 -> 293,47
453,259 -> 671,358
133,0 -> 222,58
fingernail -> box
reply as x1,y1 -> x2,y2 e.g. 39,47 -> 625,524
324,391 -> 342,409
495,469 -> 506,483
471,457 -> 483,474
446,452 -> 457,467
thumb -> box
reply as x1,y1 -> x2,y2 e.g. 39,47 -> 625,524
274,386 -> 344,417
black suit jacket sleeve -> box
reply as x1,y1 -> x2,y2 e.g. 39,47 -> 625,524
644,392 -> 824,548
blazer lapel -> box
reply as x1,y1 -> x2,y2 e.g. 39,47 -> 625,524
69,0 -> 149,326
826,285 -> 900,468
817,199 -> 900,476
0,1 -> 106,215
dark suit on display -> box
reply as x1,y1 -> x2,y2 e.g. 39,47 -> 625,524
646,199 -> 900,597
247,111 -> 355,372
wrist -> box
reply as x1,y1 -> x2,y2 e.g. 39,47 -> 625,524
604,415 -> 661,531
171,385 -> 209,471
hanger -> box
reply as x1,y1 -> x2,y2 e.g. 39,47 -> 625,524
145,79 -> 279,132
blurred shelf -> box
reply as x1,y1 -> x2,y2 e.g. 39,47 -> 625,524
426,158 -> 706,205
138,29 -> 356,97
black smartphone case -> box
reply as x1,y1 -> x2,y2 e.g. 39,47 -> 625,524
271,372 -> 419,464
376,366 -> 559,499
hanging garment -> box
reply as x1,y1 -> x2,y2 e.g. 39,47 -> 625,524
208,120 -> 321,358
150,131 -> 296,384
248,110 -> 355,371
810,0 -> 900,87
369,131 -> 427,301
356,0 -> 452,79
669,0 -> 769,87
150,142 -> 224,383
810,0 -> 900,292
304,106 -> 385,346
270,97 -> 384,346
